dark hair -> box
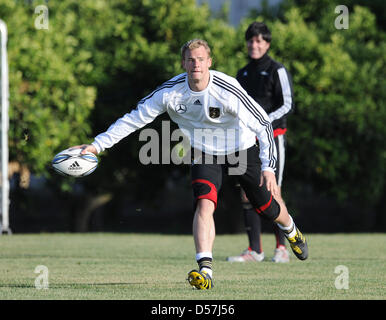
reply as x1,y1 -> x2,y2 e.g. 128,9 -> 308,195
245,22 -> 272,43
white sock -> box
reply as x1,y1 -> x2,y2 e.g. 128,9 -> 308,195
196,252 -> 212,261
196,252 -> 213,277
277,215 -> 297,238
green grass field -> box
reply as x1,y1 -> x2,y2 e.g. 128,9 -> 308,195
0,233 -> 384,300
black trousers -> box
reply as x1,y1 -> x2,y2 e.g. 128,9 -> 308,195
190,145 -> 279,219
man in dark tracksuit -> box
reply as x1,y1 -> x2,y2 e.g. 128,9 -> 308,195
227,22 -> 294,263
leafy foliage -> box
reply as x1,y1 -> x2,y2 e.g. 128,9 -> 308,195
1,0 -> 384,216
236,4 -> 385,205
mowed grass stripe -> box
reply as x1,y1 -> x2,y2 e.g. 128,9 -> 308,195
0,233 -> 384,299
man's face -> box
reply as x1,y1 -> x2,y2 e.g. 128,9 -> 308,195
247,34 -> 270,59
182,46 -> 212,83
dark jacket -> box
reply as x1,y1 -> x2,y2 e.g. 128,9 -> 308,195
236,53 -> 294,135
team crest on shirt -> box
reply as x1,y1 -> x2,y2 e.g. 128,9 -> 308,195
209,107 -> 220,119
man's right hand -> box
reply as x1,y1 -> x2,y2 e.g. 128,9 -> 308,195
259,170 -> 279,198
69,144 -> 98,155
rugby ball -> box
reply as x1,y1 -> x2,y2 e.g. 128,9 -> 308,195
52,148 -> 98,177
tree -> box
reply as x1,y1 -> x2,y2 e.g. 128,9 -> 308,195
3,0 -> 241,231
1,0 -> 104,185
3,0 -> 385,232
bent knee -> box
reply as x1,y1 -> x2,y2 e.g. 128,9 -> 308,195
255,196 -> 280,220
192,179 -> 218,210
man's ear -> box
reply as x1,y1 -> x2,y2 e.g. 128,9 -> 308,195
208,57 -> 212,68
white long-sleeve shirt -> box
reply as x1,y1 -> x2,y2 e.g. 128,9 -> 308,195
92,70 -> 277,173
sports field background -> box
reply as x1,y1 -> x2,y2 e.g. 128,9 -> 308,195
0,233 -> 384,300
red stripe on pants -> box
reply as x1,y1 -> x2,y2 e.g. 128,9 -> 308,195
192,179 -> 218,209
255,195 -> 273,214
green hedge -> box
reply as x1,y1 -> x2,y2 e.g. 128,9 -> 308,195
1,0 -> 384,211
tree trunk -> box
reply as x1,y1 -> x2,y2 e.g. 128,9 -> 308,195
74,193 -> 112,232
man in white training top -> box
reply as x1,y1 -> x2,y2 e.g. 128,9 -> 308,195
72,39 -> 308,290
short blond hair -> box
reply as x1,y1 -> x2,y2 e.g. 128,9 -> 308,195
181,39 -> 211,60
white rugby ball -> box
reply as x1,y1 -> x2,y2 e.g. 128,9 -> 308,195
52,148 -> 98,177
